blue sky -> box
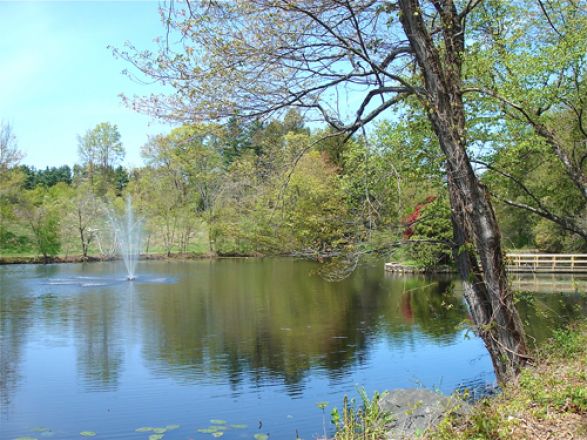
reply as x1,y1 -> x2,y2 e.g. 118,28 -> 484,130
0,1 -> 172,169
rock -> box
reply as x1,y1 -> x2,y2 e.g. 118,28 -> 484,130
379,388 -> 471,439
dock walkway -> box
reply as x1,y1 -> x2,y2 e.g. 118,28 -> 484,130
506,253 -> 587,273
385,254 -> 587,274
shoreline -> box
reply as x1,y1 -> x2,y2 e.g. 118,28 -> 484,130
335,321 -> 587,440
0,253 -> 213,265
0,251 -> 278,266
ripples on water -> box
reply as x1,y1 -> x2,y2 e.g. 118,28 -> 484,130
1,260 -> 585,439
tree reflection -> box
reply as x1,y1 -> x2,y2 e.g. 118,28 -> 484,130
0,293 -> 33,410
516,291 -> 587,345
74,290 -> 125,391
138,260 -> 470,391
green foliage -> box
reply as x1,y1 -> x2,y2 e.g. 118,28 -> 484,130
32,213 -> 61,259
548,328 -> 584,358
77,122 -> 125,195
19,165 -> 72,189
331,388 -> 393,440
20,188 -> 63,259
399,197 -> 453,269
430,322 -> 587,440
0,229 -> 31,253
283,151 -> 350,253
467,1 -> 587,249
532,219 -> 564,253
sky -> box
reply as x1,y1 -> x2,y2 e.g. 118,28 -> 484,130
0,1 -> 173,169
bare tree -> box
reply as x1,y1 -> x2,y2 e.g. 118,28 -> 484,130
115,0 -> 530,380
0,121 -> 23,171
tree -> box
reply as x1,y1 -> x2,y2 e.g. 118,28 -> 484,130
283,150 -> 351,253
0,122 -> 25,253
465,1 -> 587,241
19,187 -> 62,261
139,124 -> 224,254
0,121 -> 22,171
78,122 -> 125,192
19,165 -> 73,189
116,0 -> 537,380
64,182 -> 105,259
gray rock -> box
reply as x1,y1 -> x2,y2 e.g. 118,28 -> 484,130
379,388 -> 471,439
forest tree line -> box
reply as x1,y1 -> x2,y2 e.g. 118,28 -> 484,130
1,104 -> 585,265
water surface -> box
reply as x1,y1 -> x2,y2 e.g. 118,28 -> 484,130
1,259 -> 585,439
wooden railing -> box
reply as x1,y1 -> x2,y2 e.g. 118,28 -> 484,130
505,253 -> 587,273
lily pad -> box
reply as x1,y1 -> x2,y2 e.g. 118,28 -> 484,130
197,427 -> 219,434
152,428 -> 167,434
210,419 -> 227,425
212,433 -> 224,438
148,435 -> 164,440
32,428 -> 51,433
165,425 -> 180,431
80,432 -> 96,437
230,424 -> 247,429
135,427 -> 155,432
316,401 -> 328,410
254,434 -> 269,440
14,437 -> 37,440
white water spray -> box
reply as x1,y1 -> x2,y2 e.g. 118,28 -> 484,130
110,196 -> 143,281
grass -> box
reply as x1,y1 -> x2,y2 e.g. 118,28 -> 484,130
330,322 -> 587,440
329,388 -> 394,440
427,322 -> 587,440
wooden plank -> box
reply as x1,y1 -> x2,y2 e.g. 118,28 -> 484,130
506,253 -> 587,258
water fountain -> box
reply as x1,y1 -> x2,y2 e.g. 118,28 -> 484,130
110,196 -> 143,281
41,196 -> 171,289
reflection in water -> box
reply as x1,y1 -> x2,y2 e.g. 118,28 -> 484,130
139,265 -> 468,393
0,277 -> 33,407
74,291 -> 124,391
510,273 -> 587,293
0,260 -> 585,440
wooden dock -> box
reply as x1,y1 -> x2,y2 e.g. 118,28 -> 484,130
385,254 -> 587,274
506,253 -> 587,273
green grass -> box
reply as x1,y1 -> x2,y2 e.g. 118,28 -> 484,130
428,321 -> 587,440
328,322 -> 587,440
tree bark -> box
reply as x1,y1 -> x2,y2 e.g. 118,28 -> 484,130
78,208 -> 88,259
398,0 -> 528,381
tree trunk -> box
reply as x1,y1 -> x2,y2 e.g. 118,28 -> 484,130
399,0 -> 528,381
78,208 -> 88,259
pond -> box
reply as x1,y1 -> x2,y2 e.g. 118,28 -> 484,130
1,259 -> 586,440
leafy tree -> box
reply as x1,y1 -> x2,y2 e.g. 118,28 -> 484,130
283,150 -> 350,254
401,196 -> 453,269
140,124 -> 224,254
466,1 -> 587,240
78,122 -> 125,193
115,0 -> 543,379
19,165 -> 73,189
19,187 -> 63,261
113,165 -> 129,196
222,116 -> 264,164
0,122 -> 25,253
62,182 -> 106,259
